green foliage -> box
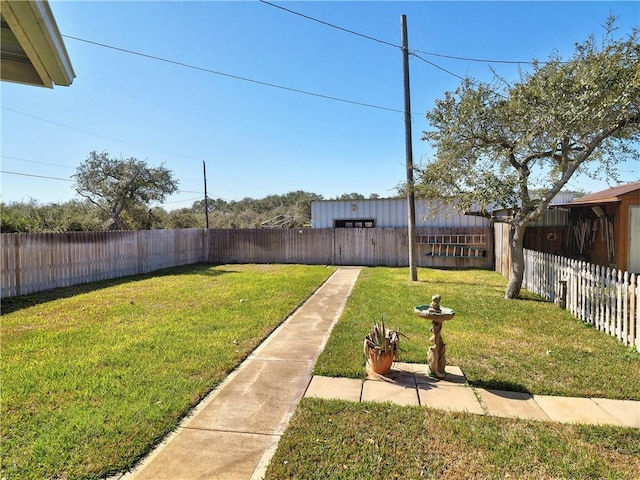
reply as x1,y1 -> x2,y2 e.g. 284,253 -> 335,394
418,18 -> 639,224
1,190 -> 379,232
363,318 -> 403,359
416,19 -> 639,298
1,199 -> 104,233
193,190 -> 325,228
165,208 -> 205,229
73,151 -> 179,230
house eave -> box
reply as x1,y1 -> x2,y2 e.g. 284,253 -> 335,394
1,0 -> 75,88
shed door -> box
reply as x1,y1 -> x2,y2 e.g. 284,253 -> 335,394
629,206 -> 640,274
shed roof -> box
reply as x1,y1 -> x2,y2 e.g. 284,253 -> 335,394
567,182 -> 640,206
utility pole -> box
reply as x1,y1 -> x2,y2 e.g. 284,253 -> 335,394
203,160 -> 209,229
401,14 -> 418,281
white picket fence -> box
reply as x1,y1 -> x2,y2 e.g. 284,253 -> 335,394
523,249 -> 640,351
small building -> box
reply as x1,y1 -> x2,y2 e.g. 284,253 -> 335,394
311,198 -> 493,268
311,198 -> 491,229
562,182 -> 640,273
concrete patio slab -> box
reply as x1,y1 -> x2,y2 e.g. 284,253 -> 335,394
362,378 -> 420,406
533,395 -> 620,426
414,365 -> 468,386
418,384 -> 484,414
305,375 -> 362,402
591,398 -> 640,428
365,366 -> 416,386
477,389 -> 550,421
127,429 -> 279,480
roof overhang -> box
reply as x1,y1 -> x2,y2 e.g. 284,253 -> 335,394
562,197 -> 623,207
1,0 -> 75,88
556,182 -> 640,208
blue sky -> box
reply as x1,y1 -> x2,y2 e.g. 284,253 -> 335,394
1,1 -> 639,209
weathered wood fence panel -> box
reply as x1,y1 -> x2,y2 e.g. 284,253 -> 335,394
1,229 -> 206,298
494,223 -> 511,277
2,227 -> 492,298
208,227 -> 493,268
523,249 -> 640,352
209,229 -> 334,265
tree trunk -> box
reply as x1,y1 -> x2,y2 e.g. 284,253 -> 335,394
505,223 -> 527,299
111,214 -> 128,230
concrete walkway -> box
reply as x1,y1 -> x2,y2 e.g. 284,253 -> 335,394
306,363 -> 640,428
121,266 -> 639,480
121,267 -> 362,480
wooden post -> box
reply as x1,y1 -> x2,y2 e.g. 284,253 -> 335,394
401,14 -> 418,281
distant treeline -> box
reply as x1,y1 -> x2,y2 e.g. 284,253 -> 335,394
0,191 -> 386,233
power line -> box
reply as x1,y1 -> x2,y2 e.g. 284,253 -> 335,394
259,0 -> 543,66
1,154 -> 75,169
410,52 -> 468,83
1,170 -> 73,182
1,107 -> 270,195
164,196 -> 203,204
412,49 -> 536,65
62,35 -> 405,114
2,107 -> 203,161
258,0 -> 401,50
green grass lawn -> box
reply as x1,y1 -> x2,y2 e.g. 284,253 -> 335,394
266,267 -> 640,480
314,267 -> 640,400
265,399 -> 640,479
1,263 -> 335,480
4,265 -> 640,479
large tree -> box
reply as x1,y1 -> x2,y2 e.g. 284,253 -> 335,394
73,151 -> 179,230
416,18 -> 639,298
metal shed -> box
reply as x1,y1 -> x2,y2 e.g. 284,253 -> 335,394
311,198 -> 491,229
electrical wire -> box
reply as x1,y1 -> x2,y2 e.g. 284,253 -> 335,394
1,107 -> 270,195
409,52 -> 468,83
62,35 -> 405,114
1,155 -> 75,169
2,107 -> 203,161
258,0 -> 401,50
1,170 -> 73,182
259,0 -> 544,66
164,196 -> 203,204
411,49 -> 541,65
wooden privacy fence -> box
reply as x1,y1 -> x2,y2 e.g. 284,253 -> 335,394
1,229 -> 207,298
523,249 -> 640,351
1,227 -> 492,298
208,227 -> 493,269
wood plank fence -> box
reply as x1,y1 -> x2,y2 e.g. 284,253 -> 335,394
523,249 -> 640,352
208,227 -> 493,269
1,229 -> 207,298
1,227 -> 492,298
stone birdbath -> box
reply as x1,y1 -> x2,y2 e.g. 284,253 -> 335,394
414,294 -> 455,378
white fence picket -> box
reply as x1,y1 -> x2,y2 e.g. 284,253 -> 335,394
523,249 -> 639,352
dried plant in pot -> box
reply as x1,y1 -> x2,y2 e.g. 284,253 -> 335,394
363,319 -> 405,374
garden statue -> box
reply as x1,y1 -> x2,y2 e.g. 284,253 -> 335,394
414,294 -> 455,378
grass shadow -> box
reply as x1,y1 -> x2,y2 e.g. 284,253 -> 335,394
468,378 -> 532,394
1,263 -> 235,315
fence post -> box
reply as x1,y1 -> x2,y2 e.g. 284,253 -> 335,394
632,273 -> 639,351
616,269 -> 623,342
622,271 -> 629,346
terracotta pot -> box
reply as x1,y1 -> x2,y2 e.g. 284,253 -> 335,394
367,349 -> 395,374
